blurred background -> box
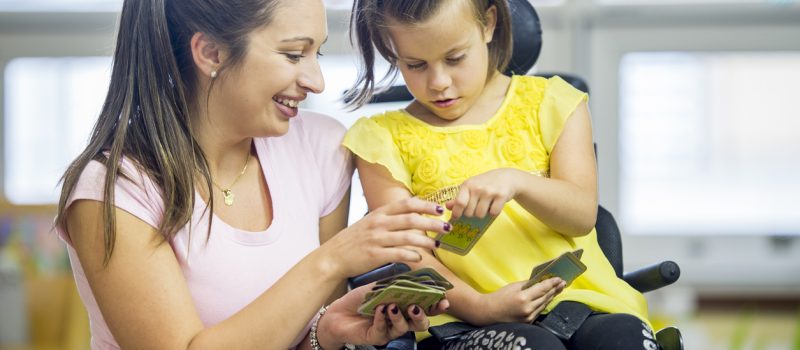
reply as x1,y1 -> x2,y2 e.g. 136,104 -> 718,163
0,0 -> 799,349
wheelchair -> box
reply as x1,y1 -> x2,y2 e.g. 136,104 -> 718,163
346,0 -> 683,348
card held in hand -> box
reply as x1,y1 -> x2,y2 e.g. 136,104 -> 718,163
418,185 -> 499,256
358,267 -> 453,318
523,249 -> 587,290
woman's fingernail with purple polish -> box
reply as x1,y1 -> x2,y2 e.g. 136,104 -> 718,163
436,205 -> 444,214
444,223 -> 452,232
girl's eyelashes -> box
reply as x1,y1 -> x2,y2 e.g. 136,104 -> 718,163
446,55 -> 466,64
405,55 -> 465,70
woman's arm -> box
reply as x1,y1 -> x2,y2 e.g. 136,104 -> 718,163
68,200 -> 346,349
319,190 -> 351,304
301,190 -> 443,350
68,193 -> 448,349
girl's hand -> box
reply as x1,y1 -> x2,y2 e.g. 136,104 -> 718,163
478,277 -> 566,324
448,168 -> 526,219
323,197 -> 451,279
317,284 -> 450,347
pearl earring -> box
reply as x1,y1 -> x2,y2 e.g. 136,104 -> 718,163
210,70 -> 218,79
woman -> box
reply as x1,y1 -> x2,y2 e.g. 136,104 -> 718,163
55,0 -> 451,349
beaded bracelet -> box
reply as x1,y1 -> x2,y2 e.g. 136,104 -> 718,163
309,306 -> 356,350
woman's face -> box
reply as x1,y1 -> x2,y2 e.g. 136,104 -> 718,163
211,0 -> 327,138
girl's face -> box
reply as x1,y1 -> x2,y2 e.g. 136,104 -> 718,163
210,0 -> 327,138
387,1 -> 496,122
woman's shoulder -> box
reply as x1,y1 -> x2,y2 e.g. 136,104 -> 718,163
299,109 -> 346,128
75,155 -> 156,192
64,155 -> 164,231
294,109 -> 347,137
255,110 -> 352,168
255,110 -> 346,146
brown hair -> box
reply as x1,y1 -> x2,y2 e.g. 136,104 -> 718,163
345,0 -> 512,108
56,0 -> 281,264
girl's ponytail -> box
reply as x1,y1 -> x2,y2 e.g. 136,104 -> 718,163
345,0 -> 381,109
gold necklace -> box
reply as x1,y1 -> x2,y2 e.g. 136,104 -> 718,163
212,152 -> 250,206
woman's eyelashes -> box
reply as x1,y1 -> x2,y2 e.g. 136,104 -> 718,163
282,50 -> 324,63
407,61 -> 426,70
283,52 -> 303,63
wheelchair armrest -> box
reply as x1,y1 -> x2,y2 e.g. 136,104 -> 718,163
347,263 -> 412,289
622,261 -> 680,294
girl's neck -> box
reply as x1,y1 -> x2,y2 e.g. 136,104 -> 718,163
407,72 -> 512,128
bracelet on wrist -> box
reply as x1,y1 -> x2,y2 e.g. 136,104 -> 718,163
310,305 -> 356,350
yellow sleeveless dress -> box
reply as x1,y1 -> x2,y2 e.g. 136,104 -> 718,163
343,75 -> 651,334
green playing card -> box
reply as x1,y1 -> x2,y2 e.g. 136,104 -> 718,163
523,249 -> 587,289
358,267 -> 453,318
418,185 -> 500,256
435,214 -> 497,255
357,285 -> 445,317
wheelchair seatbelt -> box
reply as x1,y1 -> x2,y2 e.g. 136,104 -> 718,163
536,301 -> 593,341
428,301 -> 594,345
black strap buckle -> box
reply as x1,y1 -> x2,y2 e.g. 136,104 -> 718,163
428,322 -> 477,344
535,301 -> 593,341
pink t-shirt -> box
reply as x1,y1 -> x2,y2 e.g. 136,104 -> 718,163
57,111 -> 353,349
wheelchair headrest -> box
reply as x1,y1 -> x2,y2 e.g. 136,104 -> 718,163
504,0 -> 542,76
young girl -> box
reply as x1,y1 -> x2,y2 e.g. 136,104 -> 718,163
344,0 -> 658,349
55,0 -> 452,349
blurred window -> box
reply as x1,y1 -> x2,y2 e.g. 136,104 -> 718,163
618,51 -> 800,235
3,56 -> 111,204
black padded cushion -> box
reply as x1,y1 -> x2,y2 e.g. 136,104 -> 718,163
504,0 -> 542,76
595,205 -> 624,278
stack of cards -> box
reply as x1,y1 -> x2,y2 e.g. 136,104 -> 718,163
357,267 -> 453,317
523,249 -> 587,289
418,185 -> 499,256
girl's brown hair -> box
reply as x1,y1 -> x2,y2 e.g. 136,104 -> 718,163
345,0 -> 512,109
56,0 -> 281,264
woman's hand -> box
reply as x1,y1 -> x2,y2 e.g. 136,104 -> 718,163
448,168 -> 526,219
478,277 -> 566,324
316,284 -> 450,348
322,197 -> 451,279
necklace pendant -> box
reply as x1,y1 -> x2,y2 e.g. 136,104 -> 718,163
222,189 -> 234,206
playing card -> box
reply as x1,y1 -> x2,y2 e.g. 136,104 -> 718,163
436,214 -> 497,255
358,267 -> 453,317
523,249 -> 587,289
418,185 -> 499,256
357,285 -> 445,317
